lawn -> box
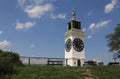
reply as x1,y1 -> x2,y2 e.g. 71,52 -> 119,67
5,65 -> 120,79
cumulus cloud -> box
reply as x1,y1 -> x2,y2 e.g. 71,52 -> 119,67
88,20 -> 111,30
0,31 -> 3,35
18,0 -> 54,18
0,40 -> 11,49
18,0 -> 66,19
16,20 -> 36,30
85,20 -> 111,40
88,23 -> 96,30
25,4 -> 53,18
104,0 -> 118,13
50,13 -> 66,19
96,20 -> 111,28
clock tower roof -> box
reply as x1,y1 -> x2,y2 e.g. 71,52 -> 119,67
67,9 -> 81,30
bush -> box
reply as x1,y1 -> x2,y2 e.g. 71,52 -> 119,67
0,49 -> 23,78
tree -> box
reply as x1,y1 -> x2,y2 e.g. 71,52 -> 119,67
106,24 -> 120,60
0,49 -> 23,78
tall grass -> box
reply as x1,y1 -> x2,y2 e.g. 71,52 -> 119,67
5,65 -> 120,79
89,66 -> 120,79
7,65 -> 86,79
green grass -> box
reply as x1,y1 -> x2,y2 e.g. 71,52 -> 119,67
5,65 -> 120,79
89,66 -> 120,79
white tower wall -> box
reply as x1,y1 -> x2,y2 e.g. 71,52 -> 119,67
65,29 -> 85,67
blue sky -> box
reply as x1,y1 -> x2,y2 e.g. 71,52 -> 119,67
0,0 -> 120,63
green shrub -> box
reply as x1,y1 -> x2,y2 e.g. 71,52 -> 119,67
0,49 -> 23,78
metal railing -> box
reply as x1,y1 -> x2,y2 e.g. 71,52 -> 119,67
20,56 -> 65,66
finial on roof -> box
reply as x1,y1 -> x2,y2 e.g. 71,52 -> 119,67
72,8 -> 76,17
70,8 -> 79,21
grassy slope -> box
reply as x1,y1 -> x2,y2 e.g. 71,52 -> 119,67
89,66 -> 120,79
6,65 -> 120,79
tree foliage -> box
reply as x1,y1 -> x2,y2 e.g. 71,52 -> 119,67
0,49 -> 23,78
106,24 -> 120,59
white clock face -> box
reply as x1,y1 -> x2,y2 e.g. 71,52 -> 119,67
73,38 -> 84,52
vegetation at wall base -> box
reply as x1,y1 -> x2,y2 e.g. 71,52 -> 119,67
4,65 -> 120,79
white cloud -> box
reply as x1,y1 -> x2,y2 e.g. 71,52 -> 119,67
88,20 -> 111,30
96,20 -> 111,28
18,0 -> 67,19
86,20 -> 111,40
0,40 -> 11,49
24,4 -> 53,18
50,13 -> 66,19
0,31 -> 3,35
16,20 -> 36,30
104,0 -> 117,13
82,28 -> 87,32
87,35 -> 92,39
88,23 -> 96,30
18,0 -> 44,7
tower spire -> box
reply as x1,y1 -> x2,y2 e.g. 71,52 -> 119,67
72,8 -> 76,17
71,8 -> 78,21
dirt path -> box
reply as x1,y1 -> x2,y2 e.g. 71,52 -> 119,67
84,68 -> 99,79
80,68 -> 93,79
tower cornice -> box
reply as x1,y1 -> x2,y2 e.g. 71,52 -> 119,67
64,28 -> 84,39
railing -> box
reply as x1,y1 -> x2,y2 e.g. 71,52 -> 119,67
20,56 -> 65,66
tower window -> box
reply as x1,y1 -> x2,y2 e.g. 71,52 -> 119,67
68,22 -> 71,30
73,21 -> 80,29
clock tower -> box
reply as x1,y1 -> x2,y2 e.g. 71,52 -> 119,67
65,9 -> 85,67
